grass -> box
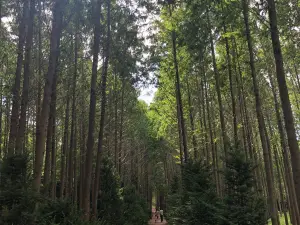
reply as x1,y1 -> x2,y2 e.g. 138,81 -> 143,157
268,212 -> 290,224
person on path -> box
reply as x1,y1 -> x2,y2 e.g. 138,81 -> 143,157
160,209 -> 164,222
155,209 -> 160,223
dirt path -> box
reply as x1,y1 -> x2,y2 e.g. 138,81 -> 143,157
148,209 -> 167,225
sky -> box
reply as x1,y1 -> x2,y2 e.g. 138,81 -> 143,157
138,85 -> 157,105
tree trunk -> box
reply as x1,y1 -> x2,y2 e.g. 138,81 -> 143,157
44,81 -> 56,196
170,17 -> 188,162
68,27 -> 79,201
268,66 -> 300,224
208,11 -> 228,158
186,77 -> 197,159
82,0 -> 102,219
0,80 -> 3,158
204,73 -> 218,193
74,115 -> 78,203
197,75 -> 208,160
33,0 -> 67,192
60,87 -> 70,198
35,0 -> 42,159
79,92 -> 86,208
92,0 -> 111,217
8,0 -> 29,155
15,0 -> 35,154
50,83 -> 57,199
114,74 -> 118,168
242,0 -> 279,223
118,78 -> 125,174
223,23 -> 237,145
267,0 -> 300,212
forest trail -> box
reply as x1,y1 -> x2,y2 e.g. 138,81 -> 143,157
149,209 -> 167,225
148,217 -> 167,225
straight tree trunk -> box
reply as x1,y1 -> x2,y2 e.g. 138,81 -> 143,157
223,23 -> 237,145
68,27 -> 79,201
33,0 -> 67,192
15,0 -> 35,153
186,77 -> 197,159
267,67 -> 300,224
4,96 -> 10,156
197,76 -> 208,160
118,78 -> 125,174
267,0 -> 300,212
60,88 -> 70,198
44,88 -> 55,195
208,11 -> 228,158
204,73 -> 218,193
79,91 -> 86,207
82,0 -> 102,219
8,0 -> 29,155
169,5 -> 188,162
92,0 -> 111,217
74,116 -> 78,203
35,0 -> 42,157
114,74 -> 118,168
50,84 -> 57,199
242,0 -> 279,223
0,78 -> 2,158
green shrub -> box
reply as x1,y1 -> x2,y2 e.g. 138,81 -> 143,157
167,161 -> 222,225
0,154 -> 38,225
122,186 -> 149,225
223,148 -> 266,225
97,157 -> 122,224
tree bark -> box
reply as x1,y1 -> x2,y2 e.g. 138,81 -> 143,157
68,27 -> 79,201
267,66 -> 300,224
169,6 -> 188,162
118,78 -> 125,174
82,0 -> 102,219
267,0 -> 300,212
44,85 -> 55,195
186,77 -> 197,159
33,0 -> 67,192
242,0 -> 279,223
92,0 -> 111,217
208,11 -> 228,158
50,84 -> 57,199
114,74 -> 118,169
60,87 -> 70,198
204,73 -> 218,193
35,0 -> 42,158
8,0 -> 29,155
15,0 -> 35,154
223,23 -> 237,146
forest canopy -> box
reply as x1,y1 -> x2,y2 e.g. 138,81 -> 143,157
0,0 -> 300,224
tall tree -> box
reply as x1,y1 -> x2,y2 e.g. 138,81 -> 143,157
15,0 -> 35,153
92,0 -> 111,217
242,0 -> 279,223
267,0 -> 300,211
8,0 -> 29,155
82,0 -> 102,219
33,0 -> 68,192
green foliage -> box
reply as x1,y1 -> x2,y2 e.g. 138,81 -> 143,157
0,155 -> 108,225
223,148 -> 266,225
0,154 -> 37,225
122,186 -> 149,225
37,199 -> 82,225
167,161 -> 223,225
97,157 -> 122,224
37,199 -> 108,225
